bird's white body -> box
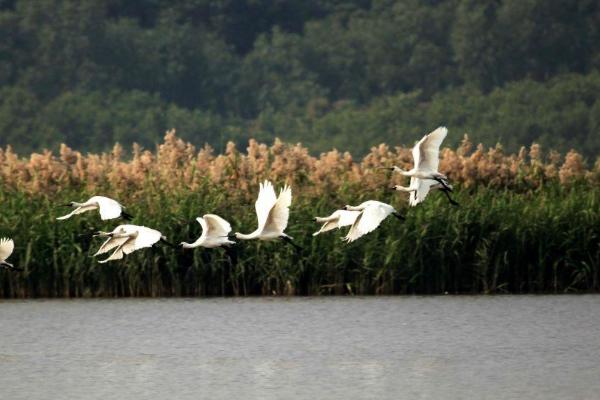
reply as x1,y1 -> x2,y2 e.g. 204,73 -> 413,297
235,180 -> 293,241
93,224 -> 163,263
313,210 -> 360,236
343,201 -> 399,242
0,237 -> 18,270
57,195 -> 127,221
391,126 -> 448,183
181,214 -> 235,249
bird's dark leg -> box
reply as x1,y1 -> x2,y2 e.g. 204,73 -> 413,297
1,262 -> 22,272
121,210 -> 134,221
442,189 -> 460,207
392,212 -> 406,221
433,176 -> 453,192
281,236 -> 302,251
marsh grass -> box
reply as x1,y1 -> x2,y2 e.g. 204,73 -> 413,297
0,132 -> 598,297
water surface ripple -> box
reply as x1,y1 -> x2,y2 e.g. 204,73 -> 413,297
1,296 -> 599,400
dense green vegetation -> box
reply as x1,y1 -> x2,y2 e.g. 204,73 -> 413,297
1,0 -> 600,156
1,184 -> 598,297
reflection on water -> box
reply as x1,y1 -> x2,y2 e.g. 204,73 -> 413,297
1,296 -> 599,400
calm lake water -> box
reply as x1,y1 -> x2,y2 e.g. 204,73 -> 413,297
0,296 -> 599,400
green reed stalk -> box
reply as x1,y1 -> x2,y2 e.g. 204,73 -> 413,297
0,183 -> 598,297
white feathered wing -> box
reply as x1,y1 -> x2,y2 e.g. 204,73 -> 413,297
0,238 -> 15,262
413,126 -> 447,173
344,203 -> 393,243
264,185 -> 292,235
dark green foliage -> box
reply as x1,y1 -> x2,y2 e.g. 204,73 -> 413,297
1,185 -> 598,297
1,0 -> 600,156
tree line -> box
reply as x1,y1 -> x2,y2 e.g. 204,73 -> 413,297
1,0 -> 599,157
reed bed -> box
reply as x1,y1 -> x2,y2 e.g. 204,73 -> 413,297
1,131 -> 599,297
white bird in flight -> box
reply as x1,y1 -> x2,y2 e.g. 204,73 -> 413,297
57,195 -> 132,221
384,126 -> 451,191
181,214 -> 235,249
0,238 -> 22,271
93,224 -> 173,263
313,210 -> 360,236
343,201 -> 404,243
235,180 -> 300,249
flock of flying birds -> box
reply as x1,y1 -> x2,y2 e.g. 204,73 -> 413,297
0,127 -> 457,271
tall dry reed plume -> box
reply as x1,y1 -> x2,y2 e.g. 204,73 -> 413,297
1,130 -> 598,198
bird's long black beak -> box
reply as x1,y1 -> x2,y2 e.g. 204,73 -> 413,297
77,231 -> 95,240
57,203 -> 72,208
92,231 -> 113,237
